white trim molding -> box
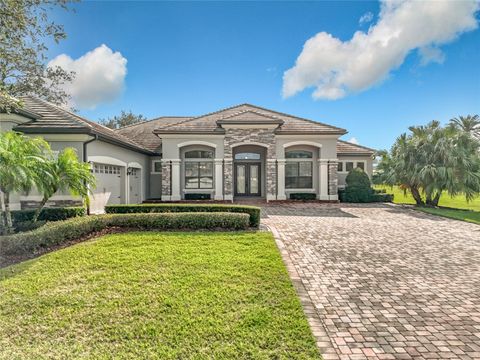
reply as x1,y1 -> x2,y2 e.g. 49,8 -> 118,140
127,162 -> 143,169
283,141 -> 323,148
230,142 -> 269,149
177,140 -> 217,149
88,156 -> 127,167
151,160 -> 162,174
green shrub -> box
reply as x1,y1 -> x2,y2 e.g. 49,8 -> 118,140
105,204 -> 261,227
12,207 -> 86,223
0,212 -> 250,256
289,193 -> 317,200
184,193 -> 211,200
370,193 -> 394,202
341,169 -> 393,203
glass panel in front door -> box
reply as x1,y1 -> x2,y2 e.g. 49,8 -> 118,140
236,165 -> 246,194
250,165 -> 259,194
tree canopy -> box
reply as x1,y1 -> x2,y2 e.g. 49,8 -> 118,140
376,116 -> 480,206
0,0 -> 75,111
99,110 -> 147,129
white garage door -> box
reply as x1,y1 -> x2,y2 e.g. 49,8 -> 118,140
90,163 -> 123,214
128,168 -> 142,204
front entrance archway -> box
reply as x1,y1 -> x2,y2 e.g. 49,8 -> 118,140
232,145 -> 266,198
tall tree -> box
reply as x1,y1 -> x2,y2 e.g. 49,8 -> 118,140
0,0 -> 75,111
0,131 -> 51,234
377,119 -> 480,206
99,110 -> 147,129
449,114 -> 480,140
32,147 -> 95,222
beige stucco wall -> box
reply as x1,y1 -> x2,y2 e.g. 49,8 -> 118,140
337,155 -> 374,187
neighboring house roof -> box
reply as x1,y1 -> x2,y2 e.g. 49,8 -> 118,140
337,140 -> 376,156
9,96 -> 154,155
153,103 -> 347,135
116,116 -> 192,153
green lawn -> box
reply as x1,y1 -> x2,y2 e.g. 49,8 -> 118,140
415,207 -> 480,225
0,232 -> 319,360
375,185 -> 480,211
375,185 -> 480,225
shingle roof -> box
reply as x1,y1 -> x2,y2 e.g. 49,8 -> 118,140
337,140 -> 376,156
12,96 -> 154,155
153,103 -> 347,135
116,116 -> 192,153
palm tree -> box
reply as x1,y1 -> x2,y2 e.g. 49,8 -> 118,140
449,115 -> 480,139
31,148 -> 96,222
0,131 -> 50,234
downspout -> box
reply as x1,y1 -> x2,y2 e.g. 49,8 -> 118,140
83,134 -> 98,214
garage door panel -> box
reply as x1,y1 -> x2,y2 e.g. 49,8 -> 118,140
89,163 -> 123,214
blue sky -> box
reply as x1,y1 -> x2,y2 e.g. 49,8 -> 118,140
48,1 -> 480,150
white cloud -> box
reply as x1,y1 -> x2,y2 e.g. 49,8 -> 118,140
348,137 -> 359,145
359,11 -> 374,26
283,0 -> 479,100
48,44 -> 127,110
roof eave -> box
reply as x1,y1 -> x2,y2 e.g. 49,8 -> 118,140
275,130 -> 347,135
153,129 -> 226,135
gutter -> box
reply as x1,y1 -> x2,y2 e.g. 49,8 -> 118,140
83,134 -> 98,162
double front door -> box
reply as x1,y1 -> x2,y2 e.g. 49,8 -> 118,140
234,163 -> 261,196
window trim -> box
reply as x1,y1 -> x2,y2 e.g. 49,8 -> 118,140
184,161 -> 214,189
337,160 -> 367,173
151,160 -> 162,174
285,161 -> 313,189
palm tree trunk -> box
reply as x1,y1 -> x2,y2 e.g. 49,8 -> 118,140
3,191 -> 14,234
431,191 -> 442,207
32,196 -> 49,223
410,187 -> 424,205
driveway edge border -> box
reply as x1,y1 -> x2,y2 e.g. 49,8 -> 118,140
268,225 -> 340,360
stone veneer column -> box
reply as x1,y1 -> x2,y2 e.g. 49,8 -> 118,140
318,159 -> 329,200
170,159 -> 181,201
266,159 -> 277,201
276,159 -> 286,200
224,158 -> 233,202
161,160 -> 171,200
328,160 -> 338,201
214,159 -> 224,200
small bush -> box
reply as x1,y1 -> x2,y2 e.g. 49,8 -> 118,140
289,193 -> 317,200
184,193 -> 211,200
12,207 -> 86,223
105,204 -> 261,227
0,212 -> 250,256
14,221 -> 46,233
341,169 -> 393,203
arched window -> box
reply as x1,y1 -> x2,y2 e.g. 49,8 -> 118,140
184,149 -> 214,189
285,150 -> 313,189
234,152 -> 261,160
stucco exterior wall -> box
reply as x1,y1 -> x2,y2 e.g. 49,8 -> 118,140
337,155 -> 374,187
87,140 -> 150,201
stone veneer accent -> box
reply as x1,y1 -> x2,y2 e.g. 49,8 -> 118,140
223,128 -> 276,198
21,199 -> 82,210
328,161 -> 338,195
266,160 -> 277,198
223,159 -> 233,198
161,160 -> 171,197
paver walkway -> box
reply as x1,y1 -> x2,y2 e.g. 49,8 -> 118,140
262,203 -> 480,360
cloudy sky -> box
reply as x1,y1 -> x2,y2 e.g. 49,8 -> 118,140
48,1 -> 479,149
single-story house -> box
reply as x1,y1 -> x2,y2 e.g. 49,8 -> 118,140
0,96 -> 375,213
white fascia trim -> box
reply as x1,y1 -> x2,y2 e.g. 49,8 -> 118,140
30,134 -> 93,142
285,188 -> 316,193
177,140 -> 218,149
283,141 -> 323,148
88,156 -> 127,167
127,161 -> 143,169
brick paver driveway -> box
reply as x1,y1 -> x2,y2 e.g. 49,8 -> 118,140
262,203 -> 480,360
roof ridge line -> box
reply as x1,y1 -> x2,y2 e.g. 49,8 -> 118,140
116,116 -> 192,131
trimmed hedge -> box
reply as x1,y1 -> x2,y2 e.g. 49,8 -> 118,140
105,204 -> 261,227
340,168 -> 394,203
0,212 -> 250,256
289,193 -> 317,201
12,207 -> 86,223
